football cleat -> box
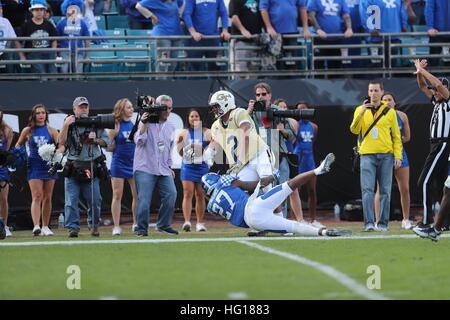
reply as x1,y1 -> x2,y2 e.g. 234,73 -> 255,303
314,153 -> 335,175
412,226 -> 441,242
325,228 -> 352,237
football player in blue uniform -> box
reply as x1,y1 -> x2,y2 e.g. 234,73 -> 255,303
202,152 -> 350,237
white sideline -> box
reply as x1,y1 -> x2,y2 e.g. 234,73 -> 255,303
238,240 -> 389,300
0,233 -> 448,246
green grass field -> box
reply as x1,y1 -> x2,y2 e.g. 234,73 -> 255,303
1,223 -> 450,300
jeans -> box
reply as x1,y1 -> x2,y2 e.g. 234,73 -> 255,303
155,39 -> 182,74
279,156 -> 290,218
360,153 -> 394,228
27,52 -> 57,75
134,170 -> 177,233
127,18 -> 152,30
188,38 -> 220,72
64,177 -> 102,231
60,52 -> 84,73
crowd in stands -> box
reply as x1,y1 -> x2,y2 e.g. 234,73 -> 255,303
0,0 -> 449,76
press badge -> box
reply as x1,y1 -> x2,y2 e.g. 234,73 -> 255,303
157,141 -> 165,152
372,128 -> 379,139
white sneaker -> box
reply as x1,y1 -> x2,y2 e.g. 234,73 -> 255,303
5,226 -> 12,237
402,219 -> 413,230
182,221 -> 191,232
314,153 -> 335,175
112,227 -> 121,236
41,226 -> 54,236
32,225 -> 41,236
196,222 -> 207,232
132,224 -> 138,232
311,220 -> 326,229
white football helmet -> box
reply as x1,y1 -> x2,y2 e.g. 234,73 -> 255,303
209,90 -> 236,119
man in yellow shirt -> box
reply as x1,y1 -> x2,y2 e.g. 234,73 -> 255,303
350,81 -> 403,232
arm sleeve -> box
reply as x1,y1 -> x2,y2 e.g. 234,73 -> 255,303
298,0 -> 306,9
349,106 -> 364,135
425,0 -> 434,30
307,0 -> 319,12
400,1 -> 408,29
134,122 -> 148,146
341,0 -> 349,15
219,0 -> 229,29
235,109 -> 252,127
183,0 -> 194,30
359,0 -> 371,32
229,0 -> 237,17
259,0 -> 268,11
284,119 -> 295,142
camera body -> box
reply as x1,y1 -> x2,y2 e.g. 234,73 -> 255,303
73,114 -> 115,129
137,95 -> 168,124
0,149 -> 17,167
253,99 -> 266,112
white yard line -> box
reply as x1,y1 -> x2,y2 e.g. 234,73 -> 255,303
0,233 -> 448,246
238,240 -> 389,300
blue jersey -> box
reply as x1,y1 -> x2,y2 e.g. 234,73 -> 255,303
183,0 -> 229,35
139,0 -> 184,36
360,0 -> 408,41
111,120 -> 135,178
307,0 -> 349,39
27,125 -> 58,180
180,128 -> 209,182
259,0 -> 306,34
345,0 -> 362,31
425,0 -> 450,35
207,175 -> 249,228
294,120 -> 314,155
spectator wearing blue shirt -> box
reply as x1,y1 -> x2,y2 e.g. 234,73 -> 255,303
136,0 -> 183,74
425,0 -> 450,67
343,0 -> 363,68
260,0 -> 311,71
360,0 -> 408,68
121,0 -> 152,29
183,0 -> 230,72
307,0 -> 353,72
57,0 -> 90,73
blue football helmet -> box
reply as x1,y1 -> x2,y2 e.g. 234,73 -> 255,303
201,173 -> 220,196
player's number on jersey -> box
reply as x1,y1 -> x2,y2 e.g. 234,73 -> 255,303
212,190 -> 234,220
227,135 -> 238,163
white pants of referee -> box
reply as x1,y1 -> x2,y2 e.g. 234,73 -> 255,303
244,182 -> 320,236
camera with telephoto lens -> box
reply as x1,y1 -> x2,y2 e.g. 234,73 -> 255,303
74,114 -> 115,129
252,100 -> 315,122
137,95 -> 168,124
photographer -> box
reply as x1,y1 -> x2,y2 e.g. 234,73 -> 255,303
133,94 -> 178,236
247,82 -> 295,219
58,97 -> 111,238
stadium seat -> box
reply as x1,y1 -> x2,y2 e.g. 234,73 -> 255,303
106,15 -> 128,30
412,25 -> 428,33
87,48 -> 118,73
115,44 -> 151,75
94,15 -> 106,30
104,29 -> 127,45
126,29 -> 152,44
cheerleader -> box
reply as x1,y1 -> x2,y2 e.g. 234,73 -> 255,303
0,108 -> 13,237
16,104 -> 63,236
107,98 -> 138,235
176,109 -> 211,232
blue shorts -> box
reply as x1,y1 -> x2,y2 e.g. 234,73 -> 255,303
0,167 -> 9,182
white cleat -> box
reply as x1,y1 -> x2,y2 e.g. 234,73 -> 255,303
401,219 -> 413,230
41,226 -> 54,236
182,221 -> 191,232
112,227 -> 121,236
132,224 -> 138,233
32,225 -> 41,236
311,220 -> 326,229
196,222 -> 207,232
5,226 -> 12,237
314,153 -> 335,175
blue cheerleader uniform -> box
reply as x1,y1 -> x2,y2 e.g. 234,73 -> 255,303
180,128 -> 209,183
397,112 -> 409,168
27,125 -> 58,180
110,120 -> 135,179
294,120 -> 316,174
0,134 -> 9,182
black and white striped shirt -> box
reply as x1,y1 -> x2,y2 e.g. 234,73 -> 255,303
430,97 -> 450,139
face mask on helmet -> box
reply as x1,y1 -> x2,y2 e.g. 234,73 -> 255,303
201,173 -> 220,197
208,91 -> 235,120
209,103 -> 224,119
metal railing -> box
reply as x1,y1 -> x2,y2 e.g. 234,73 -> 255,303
0,31 -> 449,80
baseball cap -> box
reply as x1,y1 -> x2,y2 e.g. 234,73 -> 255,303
427,77 -> 450,91
73,96 -> 89,107
29,0 -> 47,11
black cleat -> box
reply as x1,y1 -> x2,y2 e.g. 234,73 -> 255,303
247,229 -> 268,237
68,229 -> 79,238
91,226 -> 100,237
156,226 -> 179,235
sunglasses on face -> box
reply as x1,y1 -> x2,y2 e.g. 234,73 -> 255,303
256,92 -> 268,97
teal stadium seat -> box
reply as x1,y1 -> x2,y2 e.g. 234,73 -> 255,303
107,15 -> 128,30
115,44 -> 151,76
94,15 -> 106,30
104,29 -> 127,45
126,29 -> 152,45
52,16 -> 63,25
87,45 -> 118,73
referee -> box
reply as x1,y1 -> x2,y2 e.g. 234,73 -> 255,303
414,59 -> 450,227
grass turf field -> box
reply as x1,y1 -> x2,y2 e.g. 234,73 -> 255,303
1,222 -> 450,300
